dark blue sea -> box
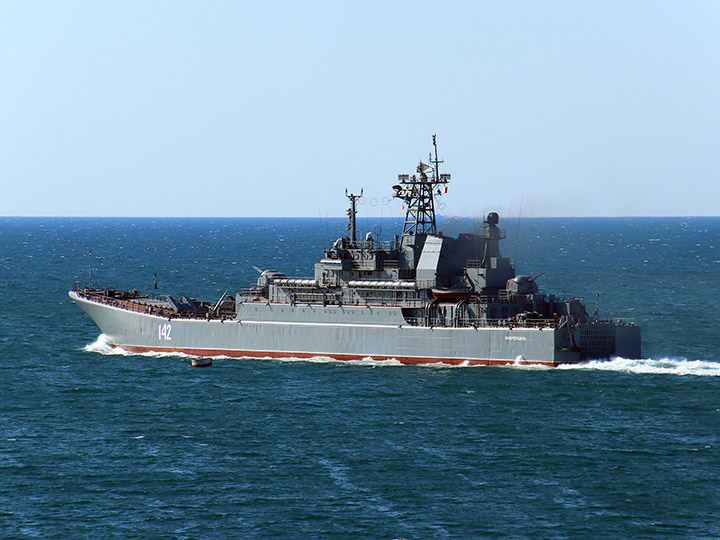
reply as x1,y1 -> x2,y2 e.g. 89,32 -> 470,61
1,216 -> 719,539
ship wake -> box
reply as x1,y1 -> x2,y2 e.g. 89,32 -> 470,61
558,357 -> 720,377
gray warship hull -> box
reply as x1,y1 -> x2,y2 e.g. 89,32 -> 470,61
69,290 -> 640,366
70,136 -> 641,366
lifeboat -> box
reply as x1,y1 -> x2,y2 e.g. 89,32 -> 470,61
430,286 -> 471,300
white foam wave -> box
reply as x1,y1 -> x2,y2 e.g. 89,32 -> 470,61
83,334 -> 196,359
271,355 -> 405,368
83,334 -> 129,356
558,357 -> 720,377
82,337 -> 719,376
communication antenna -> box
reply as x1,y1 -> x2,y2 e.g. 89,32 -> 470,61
513,194 -> 524,265
345,188 -> 363,244
392,134 -> 451,236
318,207 -> 327,251
325,207 -> 330,249
88,250 -> 94,288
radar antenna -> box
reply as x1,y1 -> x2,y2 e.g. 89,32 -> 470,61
392,134 -> 450,236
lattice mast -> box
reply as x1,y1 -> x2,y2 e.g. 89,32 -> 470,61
345,188 -> 363,245
393,134 -> 451,236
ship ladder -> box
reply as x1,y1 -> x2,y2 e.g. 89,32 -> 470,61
424,297 -> 437,327
453,298 -> 467,328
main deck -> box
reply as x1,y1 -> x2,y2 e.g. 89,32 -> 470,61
70,286 -> 575,330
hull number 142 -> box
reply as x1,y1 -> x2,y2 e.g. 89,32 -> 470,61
159,323 -> 172,341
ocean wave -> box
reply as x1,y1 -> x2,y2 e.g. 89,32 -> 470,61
558,357 -> 720,377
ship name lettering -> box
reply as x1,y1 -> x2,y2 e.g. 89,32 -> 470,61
505,336 -> 526,341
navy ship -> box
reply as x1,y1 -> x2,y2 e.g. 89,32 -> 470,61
70,136 -> 641,366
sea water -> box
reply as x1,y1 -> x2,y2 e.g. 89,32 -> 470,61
1,216 -> 719,539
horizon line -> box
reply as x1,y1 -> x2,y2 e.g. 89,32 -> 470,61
2,214 -> 719,220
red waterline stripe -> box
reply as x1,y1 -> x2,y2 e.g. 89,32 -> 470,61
115,344 -> 558,367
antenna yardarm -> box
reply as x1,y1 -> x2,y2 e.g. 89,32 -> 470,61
392,134 -> 451,236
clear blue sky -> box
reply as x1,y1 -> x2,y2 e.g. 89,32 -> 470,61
2,1 -> 719,218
